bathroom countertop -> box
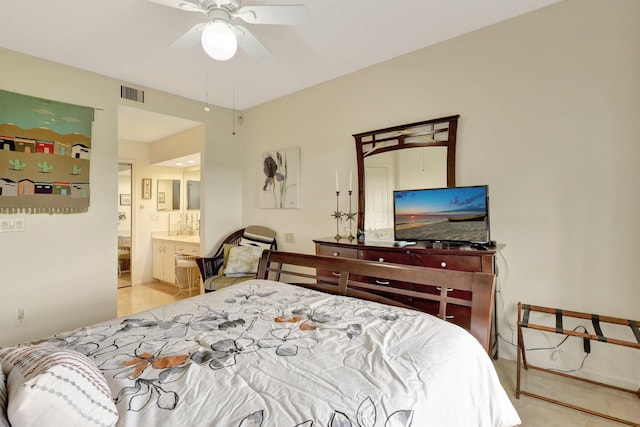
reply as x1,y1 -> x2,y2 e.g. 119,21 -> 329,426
151,233 -> 200,244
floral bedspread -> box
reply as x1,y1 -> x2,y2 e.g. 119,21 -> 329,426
45,280 -> 520,427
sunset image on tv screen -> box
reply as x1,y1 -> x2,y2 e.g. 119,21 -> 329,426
394,185 -> 489,243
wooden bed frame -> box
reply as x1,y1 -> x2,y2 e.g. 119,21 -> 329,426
256,250 -> 496,354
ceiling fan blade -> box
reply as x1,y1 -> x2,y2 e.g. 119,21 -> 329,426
232,25 -> 270,59
148,0 -> 201,12
235,5 -> 308,25
170,22 -> 207,49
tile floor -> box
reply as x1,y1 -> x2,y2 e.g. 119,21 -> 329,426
117,281 -> 192,318
117,284 -> 640,426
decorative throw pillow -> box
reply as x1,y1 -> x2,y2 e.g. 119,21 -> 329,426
219,243 -> 238,275
224,245 -> 264,277
0,362 -> 9,427
0,345 -> 118,427
239,229 -> 275,250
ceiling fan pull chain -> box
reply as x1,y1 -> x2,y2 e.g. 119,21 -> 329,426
232,62 -> 236,135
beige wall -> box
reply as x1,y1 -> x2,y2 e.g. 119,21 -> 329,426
241,0 -> 640,386
0,48 -> 242,347
148,125 -> 204,165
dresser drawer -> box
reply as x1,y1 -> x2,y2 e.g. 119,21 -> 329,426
357,250 -> 412,304
358,249 -> 411,265
358,249 -> 411,286
412,283 -> 472,305
316,245 -> 358,259
411,298 -> 471,329
412,253 -> 482,272
315,244 -> 358,280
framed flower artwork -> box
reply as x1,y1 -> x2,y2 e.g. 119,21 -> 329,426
259,147 -> 300,209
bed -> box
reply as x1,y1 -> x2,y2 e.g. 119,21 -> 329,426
0,251 -> 520,427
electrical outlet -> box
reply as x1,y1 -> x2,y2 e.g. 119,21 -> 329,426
15,307 -> 26,326
284,232 -> 295,243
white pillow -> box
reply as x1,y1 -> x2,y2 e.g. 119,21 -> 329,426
239,236 -> 273,249
0,362 -> 9,427
0,345 -> 118,427
239,229 -> 275,250
224,245 -> 264,276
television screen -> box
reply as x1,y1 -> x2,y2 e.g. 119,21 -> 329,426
393,185 -> 490,244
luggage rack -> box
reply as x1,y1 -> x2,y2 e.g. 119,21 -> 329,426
516,302 -> 640,426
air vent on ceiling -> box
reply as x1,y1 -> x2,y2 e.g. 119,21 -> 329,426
121,85 -> 144,103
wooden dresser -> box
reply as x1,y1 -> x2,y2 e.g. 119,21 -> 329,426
314,237 -> 498,357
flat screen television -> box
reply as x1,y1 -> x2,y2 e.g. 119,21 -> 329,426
393,185 -> 491,244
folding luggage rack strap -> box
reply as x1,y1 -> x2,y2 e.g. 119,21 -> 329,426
516,302 -> 640,427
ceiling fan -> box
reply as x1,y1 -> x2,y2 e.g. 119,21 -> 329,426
149,0 -> 308,61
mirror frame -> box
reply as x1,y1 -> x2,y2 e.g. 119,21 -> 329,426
354,115 -> 460,234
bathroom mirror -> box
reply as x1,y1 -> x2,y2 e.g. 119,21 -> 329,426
354,115 -> 459,236
187,180 -> 200,210
157,179 -> 181,211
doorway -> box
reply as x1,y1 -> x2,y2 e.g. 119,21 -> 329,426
117,105 -> 204,289
118,162 -> 132,288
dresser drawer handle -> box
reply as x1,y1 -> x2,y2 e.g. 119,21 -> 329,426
332,271 -> 340,276
436,287 -> 453,292
375,279 -> 390,285
378,258 -> 384,263
440,261 -> 447,268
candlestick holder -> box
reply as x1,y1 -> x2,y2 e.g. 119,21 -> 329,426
331,191 -> 344,240
344,190 -> 357,240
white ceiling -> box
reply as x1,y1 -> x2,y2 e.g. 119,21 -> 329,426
1,0 -> 561,115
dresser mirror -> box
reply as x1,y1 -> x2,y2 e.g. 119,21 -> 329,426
157,179 -> 181,211
354,115 -> 459,239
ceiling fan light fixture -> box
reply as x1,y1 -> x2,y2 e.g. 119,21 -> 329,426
201,20 -> 237,61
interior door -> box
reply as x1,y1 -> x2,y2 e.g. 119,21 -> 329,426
364,166 -> 392,232
118,162 -> 132,288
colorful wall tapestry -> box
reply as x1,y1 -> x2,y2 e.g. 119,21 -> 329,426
0,90 -> 93,213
